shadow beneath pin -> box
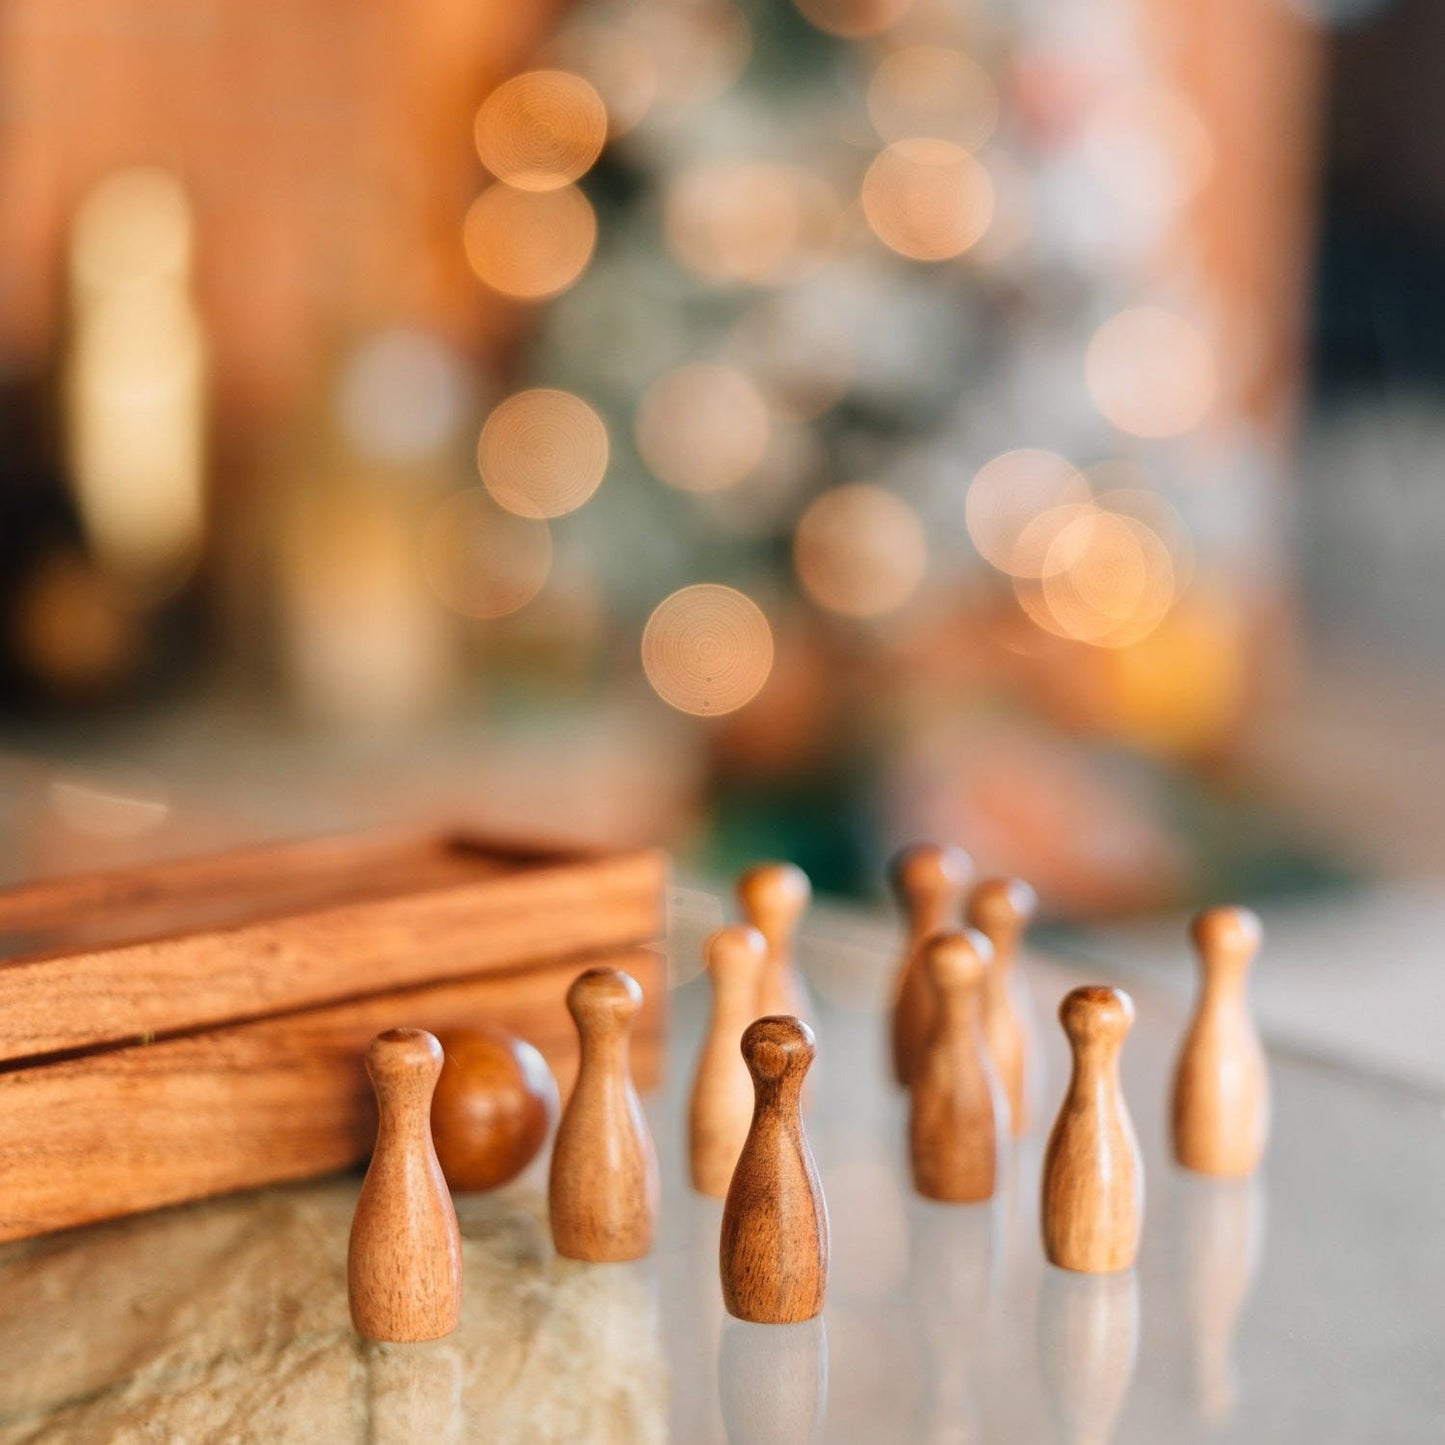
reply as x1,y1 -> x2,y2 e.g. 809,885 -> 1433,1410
1174,1172 -> 1266,1426
1037,1266 -> 1139,1445
718,1315 -> 828,1445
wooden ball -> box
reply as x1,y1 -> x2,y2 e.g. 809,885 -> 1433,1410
430,1026 -> 558,1193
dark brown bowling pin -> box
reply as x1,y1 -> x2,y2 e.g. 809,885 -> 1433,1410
966,876 -> 1037,1135
908,930 -> 1006,1203
1041,987 -> 1143,1274
888,843 -> 973,1087
348,1028 -> 463,1341
720,1016 -> 829,1323
690,925 -> 769,1197
549,967 -> 659,1261
736,863 -> 812,1021
1171,906 -> 1269,1177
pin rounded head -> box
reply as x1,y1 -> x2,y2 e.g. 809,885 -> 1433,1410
740,1014 -> 815,1084
736,862 -> 811,921
366,1027 -> 444,1084
707,923 -> 768,975
965,876 -> 1037,938
889,843 -> 973,903
1190,906 -> 1262,967
566,966 -> 643,1026
921,928 -> 993,992
1058,985 -> 1135,1046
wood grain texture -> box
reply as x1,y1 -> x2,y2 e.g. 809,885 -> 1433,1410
0,946 -> 664,1244
736,863 -> 812,1022
348,1029 -> 463,1341
688,925 -> 766,1198
1170,906 -> 1270,1178
888,844 -> 973,1088
720,1016 -> 828,1324
966,877 -> 1038,1136
431,1026 -> 558,1193
1041,986 -> 1143,1274
548,967 -> 659,1262
0,830 -> 666,1063
908,931 -> 1005,1204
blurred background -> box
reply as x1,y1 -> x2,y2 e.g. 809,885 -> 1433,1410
0,0 -> 1441,921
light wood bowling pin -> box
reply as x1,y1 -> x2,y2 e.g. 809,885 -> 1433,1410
348,1028 -> 463,1342
888,843 -> 973,1087
1171,905 -> 1270,1177
736,863 -> 812,1021
549,967 -> 659,1262
1041,987 -> 1143,1274
720,1016 -> 829,1323
967,876 -> 1038,1136
690,925 -> 769,1197
908,930 -> 1006,1203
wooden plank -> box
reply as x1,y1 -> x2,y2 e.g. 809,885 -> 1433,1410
0,946 -> 666,1244
0,832 -> 667,1063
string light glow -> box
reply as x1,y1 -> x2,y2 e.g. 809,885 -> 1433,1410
641,583 -> 774,715
862,140 -> 994,261
634,363 -> 770,493
478,389 -> 609,518
464,184 -> 596,300
966,449 -> 1090,575
867,46 -> 999,151
664,160 -> 842,287
1086,306 -> 1216,438
474,71 -> 608,191
421,489 -> 553,619
793,0 -> 914,39
794,483 -> 928,618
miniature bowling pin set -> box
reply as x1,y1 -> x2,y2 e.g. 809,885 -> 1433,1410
346,851 -> 1270,1343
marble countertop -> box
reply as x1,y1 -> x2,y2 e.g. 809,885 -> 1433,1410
2,898 -> 1442,1443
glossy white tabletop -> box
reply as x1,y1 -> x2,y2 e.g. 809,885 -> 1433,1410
1,900 -> 1441,1443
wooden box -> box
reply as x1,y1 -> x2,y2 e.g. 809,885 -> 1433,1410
0,829 -> 668,1242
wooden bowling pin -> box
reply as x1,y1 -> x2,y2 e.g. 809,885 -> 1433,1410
348,1028 -> 463,1342
549,967 -> 659,1262
720,1016 -> 829,1323
966,876 -> 1037,1136
1041,987 -> 1143,1274
1171,906 -> 1270,1177
908,930 -> 1006,1203
690,925 -> 769,1197
888,843 -> 973,1087
736,863 -> 812,1021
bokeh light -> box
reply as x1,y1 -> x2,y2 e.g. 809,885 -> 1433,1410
636,0 -> 751,110
70,166 -> 192,295
478,389 -> 609,518
862,140 -> 994,261
474,70 -> 608,191
1086,306 -> 1216,438
794,484 -> 928,618
634,363 -> 770,493
1017,509 -> 1177,648
1083,85 -> 1213,219
966,449 -> 1090,575
464,184 -> 596,300
641,583 -> 774,716
336,330 -> 470,465
664,160 -> 842,287
793,0 -> 914,39
544,25 -> 659,137
867,46 -> 999,151
421,489 -> 553,619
